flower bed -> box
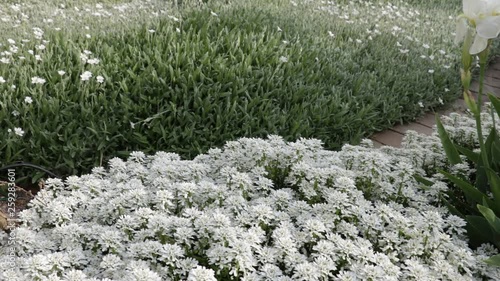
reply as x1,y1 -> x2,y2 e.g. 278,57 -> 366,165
1,111 -> 500,280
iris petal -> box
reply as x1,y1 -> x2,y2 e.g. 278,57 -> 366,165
455,18 -> 469,44
470,35 -> 489,54
476,16 -> 500,38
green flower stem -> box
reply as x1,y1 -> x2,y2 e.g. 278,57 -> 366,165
477,48 -> 490,172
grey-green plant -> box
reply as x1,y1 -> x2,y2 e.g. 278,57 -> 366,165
0,0 -> 463,180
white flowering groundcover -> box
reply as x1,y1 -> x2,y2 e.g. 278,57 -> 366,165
1,111 -> 500,280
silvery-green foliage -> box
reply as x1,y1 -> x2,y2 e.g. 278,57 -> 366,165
1,132 -> 500,280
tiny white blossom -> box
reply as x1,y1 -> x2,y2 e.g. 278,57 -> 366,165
87,58 -> 100,65
210,11 -> 218,17
428,69 -> 434,73
7,38 -> 15,44
86,34 -> 91,38
438,98 -> 444,105
14,127 -> 25,137
418,101 -> 424,108
80,71 -> 92,81
423,44 -> 430,49
31,76 -> 46,84
96,75 -> 104,83
24,97 -> 33,104
279,56 -> 288,63
58,70 -> 66,76
0,76 -> 5,83
148,29 -> 155,33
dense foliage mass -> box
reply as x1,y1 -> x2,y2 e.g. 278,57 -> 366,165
1,109 -> 500,280
0,0 -> 465,178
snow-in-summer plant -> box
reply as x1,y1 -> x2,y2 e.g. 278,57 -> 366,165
434,0 -> 500,266
1,135 -> 500,280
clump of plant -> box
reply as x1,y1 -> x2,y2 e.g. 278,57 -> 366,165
432,0 -> 500,266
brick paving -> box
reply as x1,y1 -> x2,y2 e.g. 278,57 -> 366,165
370,58 -> 500,148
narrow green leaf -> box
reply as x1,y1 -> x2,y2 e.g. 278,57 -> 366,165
466,215 -> 494,245
455,145 -> 480,163
440,194 -> 465,218
413,174 -> 434,186
435,115 -> 462,165
488,94 -> 500,118
484,254 -> 500,266
476,154 -> 489,194
477,204 -> 500,233
439,170 -> 491,205
484,167 -> 500,204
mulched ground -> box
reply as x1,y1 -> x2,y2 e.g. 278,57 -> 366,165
0,181 -> 39,233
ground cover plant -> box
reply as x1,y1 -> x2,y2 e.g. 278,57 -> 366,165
1,118 -> 500,280
0,0 -> 467,179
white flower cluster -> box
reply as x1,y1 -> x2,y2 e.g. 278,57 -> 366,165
1,128 -> 500,280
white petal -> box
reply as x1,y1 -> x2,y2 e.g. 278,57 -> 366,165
463,0 -> 486,18
485,0 -> 500,13
469,35 -> 489,54
476,16 -> 500,38
455,18 -> 469,44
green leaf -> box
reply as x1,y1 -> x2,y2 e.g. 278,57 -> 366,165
476,153 -> 489,194
435,115 -> 462,165
484,166 -> 500,204
491,135 -> 500,171
466,215 -> 494,245
439,170 -> 492,205
484,254 -> 500,266
455,145 -> 480,163
440,194 -> 465,218
477,204 -> 500,233
485,129 -> 496,166
488,93 -> 500,119
413,174 -> 434,186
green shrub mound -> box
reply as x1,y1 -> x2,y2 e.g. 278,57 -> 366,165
1,0 -> 463,178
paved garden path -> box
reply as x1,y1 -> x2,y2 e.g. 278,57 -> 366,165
370,58 -> 500,148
